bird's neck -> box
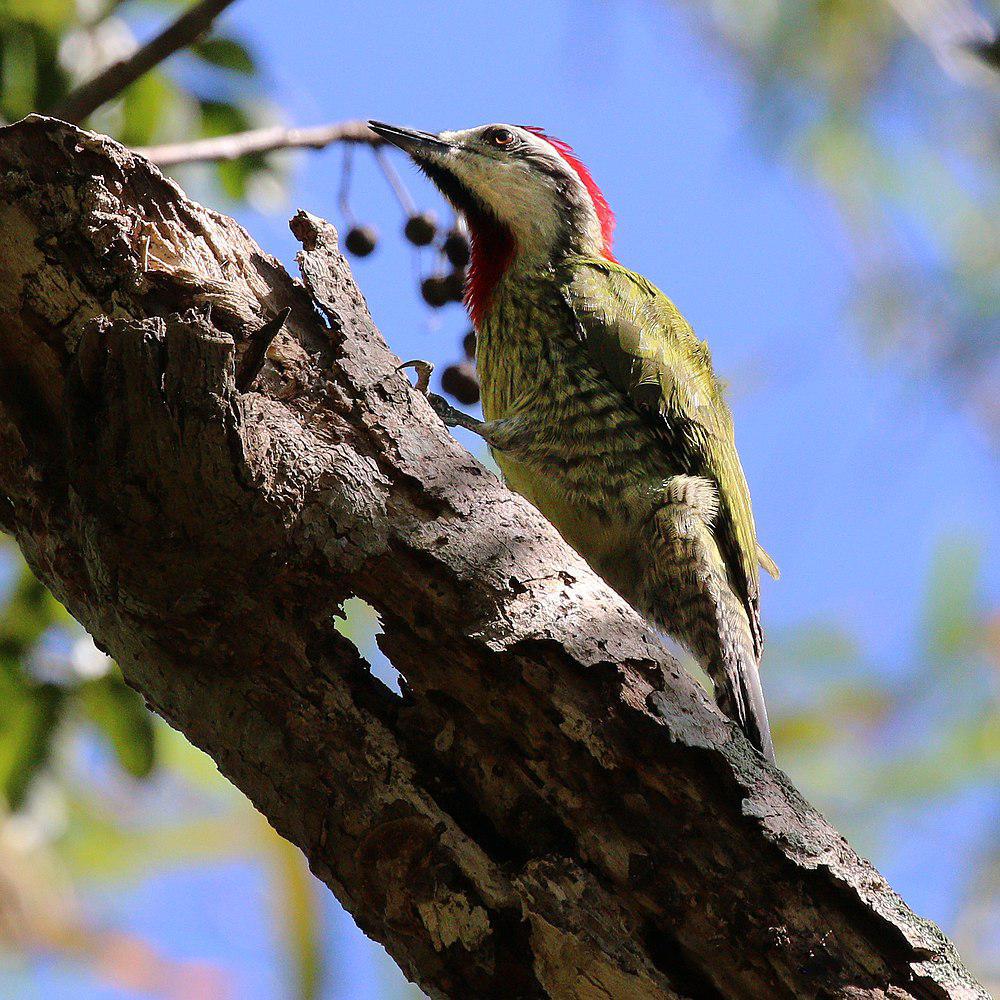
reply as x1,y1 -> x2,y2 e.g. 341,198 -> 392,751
465,207 -> 604,326
464,208 -> 516,329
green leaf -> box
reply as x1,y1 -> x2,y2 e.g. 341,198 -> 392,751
214,157 -> 254,200
80,674 -> 156,779
0,564 -> 68,661
61,799 -> 248,881
192,36 -> 256,75
923,536 -> 983,662
4,0 -> 75,33
155,722 -> 237,795
0,681 -> 63,809
118,70 -> 177,146
266,830 -> 323,1000
0,17 -> 69,119
198,97 -> 253,136
781,622 -> 859,664
1,23 -> 37,119
195,98 -> 274,201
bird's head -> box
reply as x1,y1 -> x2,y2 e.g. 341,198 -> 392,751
368,121 -> 615,324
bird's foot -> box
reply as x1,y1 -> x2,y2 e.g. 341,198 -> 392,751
397,359 -> 485,435
398,358 -> 435,394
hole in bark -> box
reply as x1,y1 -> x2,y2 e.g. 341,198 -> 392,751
642,919 -> 726,999
335,597 -> 406,697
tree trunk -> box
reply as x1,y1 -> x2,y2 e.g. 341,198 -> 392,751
0,115 -> 986,1000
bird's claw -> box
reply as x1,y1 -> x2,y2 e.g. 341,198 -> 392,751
398,359 -> 435,395
398,359 -> 481,433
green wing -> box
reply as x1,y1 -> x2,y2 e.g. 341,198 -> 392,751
559,256 -> 777,654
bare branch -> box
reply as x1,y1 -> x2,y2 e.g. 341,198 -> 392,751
135,119 -> 382,165
52,0 -> 241,123
0,116 -> 988,1000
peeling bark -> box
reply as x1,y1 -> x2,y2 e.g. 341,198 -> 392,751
0,116 -> 987,1000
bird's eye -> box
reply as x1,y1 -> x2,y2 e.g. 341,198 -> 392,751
489,128 -> 515,149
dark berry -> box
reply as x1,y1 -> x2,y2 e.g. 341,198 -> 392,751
421,275 -> 450,308
344,225 -> 377,257
443,228 -> 470,268
462,329 -> 476,358
441,362 -> 480,405
404,212 -> 437,246
444,269 -> 466,302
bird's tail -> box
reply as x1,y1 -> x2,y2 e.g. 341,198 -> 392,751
714,650 -> 775,764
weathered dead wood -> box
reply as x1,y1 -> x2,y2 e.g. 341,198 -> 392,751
0,115 -> 986,1000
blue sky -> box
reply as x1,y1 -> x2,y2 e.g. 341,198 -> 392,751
21,0 -> 998,995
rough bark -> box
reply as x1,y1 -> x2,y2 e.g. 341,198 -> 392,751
0,115 -> 986,1000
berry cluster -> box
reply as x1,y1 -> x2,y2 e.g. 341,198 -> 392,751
338,142 -> 480,405
418,223 -> 469,307
440,330 -> 478,404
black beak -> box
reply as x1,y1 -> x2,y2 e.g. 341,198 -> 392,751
368,121 -> 451,158
369,121 -> 480,220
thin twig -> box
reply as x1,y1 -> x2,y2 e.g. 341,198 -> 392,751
374,146 -> 417,215
53,0 -> 241,123
337,144 -> 355,224
134,120 -> 382,166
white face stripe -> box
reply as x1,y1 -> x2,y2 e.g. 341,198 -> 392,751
435,124 -> 605,263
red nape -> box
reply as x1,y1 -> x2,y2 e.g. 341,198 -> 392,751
523,126 -> 616,260
464,208 -> 516,329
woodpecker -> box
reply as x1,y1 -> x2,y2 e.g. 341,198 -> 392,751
369,121 -> 780,762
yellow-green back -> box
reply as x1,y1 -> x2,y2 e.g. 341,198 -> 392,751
557,255 -> 777,653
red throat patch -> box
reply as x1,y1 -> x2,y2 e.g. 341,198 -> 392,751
463,127 -> 616,329
464,209 -> 516,329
